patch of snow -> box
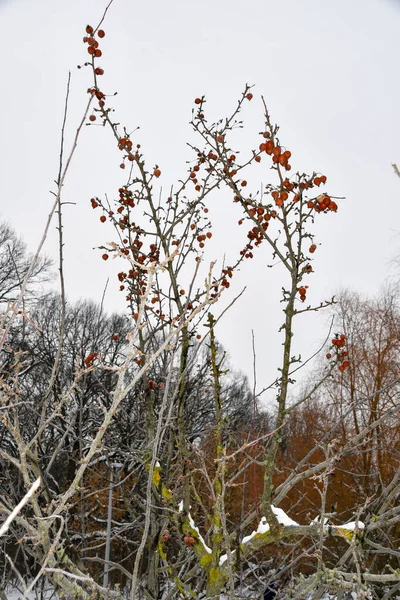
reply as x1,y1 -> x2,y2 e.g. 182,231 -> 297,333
188,512 -> 212,554
177,501 -> 211,554
5,587 -> 58,600
336,520 -> 365,531
272,506 -> 298,527
219,550 -> 236,566
310,515 -> 330,525
242,516 -> 269,545
242,506 -> 298,545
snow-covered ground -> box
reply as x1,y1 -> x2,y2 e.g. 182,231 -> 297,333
2,588 -> 59,600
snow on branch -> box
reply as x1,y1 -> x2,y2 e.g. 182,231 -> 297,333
242,506 -> 299,544
178,500 -> 212,555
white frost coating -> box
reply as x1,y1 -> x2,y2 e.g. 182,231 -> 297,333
241,506 -> 299,545
335,520 -> 365,531
188,512 -> 212,554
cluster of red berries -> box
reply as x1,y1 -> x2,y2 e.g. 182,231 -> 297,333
221,266 -> 233,289
298,286 -> 308,302
87,87 -> 106,122
271,190 -> 289,208
117,187 -> 135,208
326,334 -> 350,371
189,163 -> 202,192
184,534 -> 196,547
148,380 -> 164,390
209,264 -> 235,297
116,136 -> 142,169
259,133 -> 292,171
83,25 -> 105,59
196,231 -> 212,249
307,194 -> 338,213
255,130 -> 338,222
299,175 -> 326,191
234,201 -> 278,260
247,206 -> 265,218
240,202 -> 276,222
118,137 -> 133,153
83,26 -> 107,123
246,223 -> 268,245
83,25 -> 105,79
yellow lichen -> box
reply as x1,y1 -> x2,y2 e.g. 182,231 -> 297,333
337,528 -> 354,541
162,485 -> 172,499
209,567 -> 223,585
199,553 -> 213,569
157,540 -> 167,561
152,465 -> 161,486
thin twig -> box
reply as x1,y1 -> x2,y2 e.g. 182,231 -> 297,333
0,478 -> 41,537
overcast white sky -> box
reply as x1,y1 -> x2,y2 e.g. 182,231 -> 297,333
0,0 -> 399,400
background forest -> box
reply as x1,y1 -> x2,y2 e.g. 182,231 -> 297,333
1,2 -> 400,600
